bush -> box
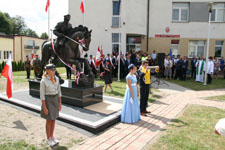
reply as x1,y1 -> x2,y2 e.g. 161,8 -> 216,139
0,61 -> 25,72
0,62 -> 2,72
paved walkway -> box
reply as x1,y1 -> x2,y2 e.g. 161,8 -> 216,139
74,89 -> 225,150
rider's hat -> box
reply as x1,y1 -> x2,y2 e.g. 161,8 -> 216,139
64,14 -> 71,19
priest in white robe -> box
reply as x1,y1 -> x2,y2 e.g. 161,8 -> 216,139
195,56 -> 205,82
207,56 -> 214,84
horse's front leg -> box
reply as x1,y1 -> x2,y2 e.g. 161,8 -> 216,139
67,59 -> 82,72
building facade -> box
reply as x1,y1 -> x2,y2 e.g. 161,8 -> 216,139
0,35 -> 13,62
69,0 -> 225,58
149,0 -> 225,58
0,34 -> 46,62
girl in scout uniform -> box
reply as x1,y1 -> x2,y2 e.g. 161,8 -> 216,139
40,64 -> 62,147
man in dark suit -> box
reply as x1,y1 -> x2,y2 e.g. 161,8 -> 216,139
65,64 -> 72,79
112,54 -> 118,78
175,55 -> 182,80
182,56 -> 188,80
191,56 -> 197,79
136,54 -> 142,69
171,55 -> 176,78
120,54 -> 126,79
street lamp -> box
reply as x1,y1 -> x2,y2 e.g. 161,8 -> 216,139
204,3 -> 213,85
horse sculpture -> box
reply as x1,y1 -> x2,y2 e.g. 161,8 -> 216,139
39,25 -> 94,86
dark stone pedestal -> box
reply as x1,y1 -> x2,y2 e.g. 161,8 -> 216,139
29,80 -> 103,107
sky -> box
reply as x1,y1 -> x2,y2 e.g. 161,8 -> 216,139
0,0 -> 68,36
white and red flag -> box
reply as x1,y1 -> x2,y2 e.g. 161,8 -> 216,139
95,46 -> 103,67
30,46 -> 35,65
45,0 -> 50,12
80,0 -> 85,13
1,54 -> 13,98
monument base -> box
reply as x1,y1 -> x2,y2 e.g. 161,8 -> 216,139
29,80 -> 103,107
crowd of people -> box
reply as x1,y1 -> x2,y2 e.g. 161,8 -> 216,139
84,50 -> 225,84
163,55 -> 225,84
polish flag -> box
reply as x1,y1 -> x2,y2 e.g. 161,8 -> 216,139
45,0 -> 50,12
80,0 -> 85,13
95,46 -> 103,66
1,54 -> 13,98
30,46 -> 35,65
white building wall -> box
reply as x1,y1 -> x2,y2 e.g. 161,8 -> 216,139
69,0 -> 225,56
149,0 -> 225,39
69,0 -> 147,56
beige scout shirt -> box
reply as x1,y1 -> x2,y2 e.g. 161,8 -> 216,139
40,75 -> 62,100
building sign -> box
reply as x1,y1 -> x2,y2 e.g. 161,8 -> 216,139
165,27 -> 170,33
155,34 -> 180,38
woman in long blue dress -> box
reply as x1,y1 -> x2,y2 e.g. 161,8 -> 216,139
121,64 -> 141,124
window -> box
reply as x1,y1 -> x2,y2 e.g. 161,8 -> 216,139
211,3 -> 225,22
4,51 -> 9,59
188,41 -> 206,58
112,33 -> 121,53
112,0 -> 120,27
172,3 -> 189,22
170,40 -> 180,57
27,40 -> 34,46
215,41 -> 224,57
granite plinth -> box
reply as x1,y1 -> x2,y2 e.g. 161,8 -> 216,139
29,80 -> 103,107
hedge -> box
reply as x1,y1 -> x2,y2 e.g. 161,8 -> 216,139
0,61 -> 65,73
0,61 -> 25,72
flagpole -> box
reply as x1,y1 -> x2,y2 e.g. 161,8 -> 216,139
83,14 -> 84,25
117,0 -> 121,82
204,4 -> 212,85
48,4 -> 50,40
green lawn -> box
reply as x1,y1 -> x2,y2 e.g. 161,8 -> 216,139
0,138 -> 83,150
168,78 -> 225,91
206,95 -> 225,101
149,105 -> 225,150
95,79 -> 161,103
0,140 -> 37,150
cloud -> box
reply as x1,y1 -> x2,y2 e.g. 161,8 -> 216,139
0,0 -> 68,36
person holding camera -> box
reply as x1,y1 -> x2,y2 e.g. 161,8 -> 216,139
139,60 -> 151,116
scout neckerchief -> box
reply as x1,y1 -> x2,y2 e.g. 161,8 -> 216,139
197,60 -> 205,75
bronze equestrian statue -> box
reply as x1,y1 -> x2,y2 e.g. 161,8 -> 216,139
39,14 -> 94,86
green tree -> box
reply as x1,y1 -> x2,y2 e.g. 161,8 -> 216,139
11,15 -> 27,35
23,28 -> 39,38
40,32 -> 48,39
0,11 -> 12,34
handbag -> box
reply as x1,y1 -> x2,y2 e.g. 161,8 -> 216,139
100,72 -> 105,78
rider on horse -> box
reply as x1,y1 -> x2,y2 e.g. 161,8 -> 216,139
53,14 -> 73,50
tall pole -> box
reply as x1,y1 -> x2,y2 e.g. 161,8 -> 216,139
118,0 -> 122,81
146,0 -> 150,52
118,34 -> 121,81
48,5 -> 50,40
204,5 -> 212,85
82,14 -> 84,25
